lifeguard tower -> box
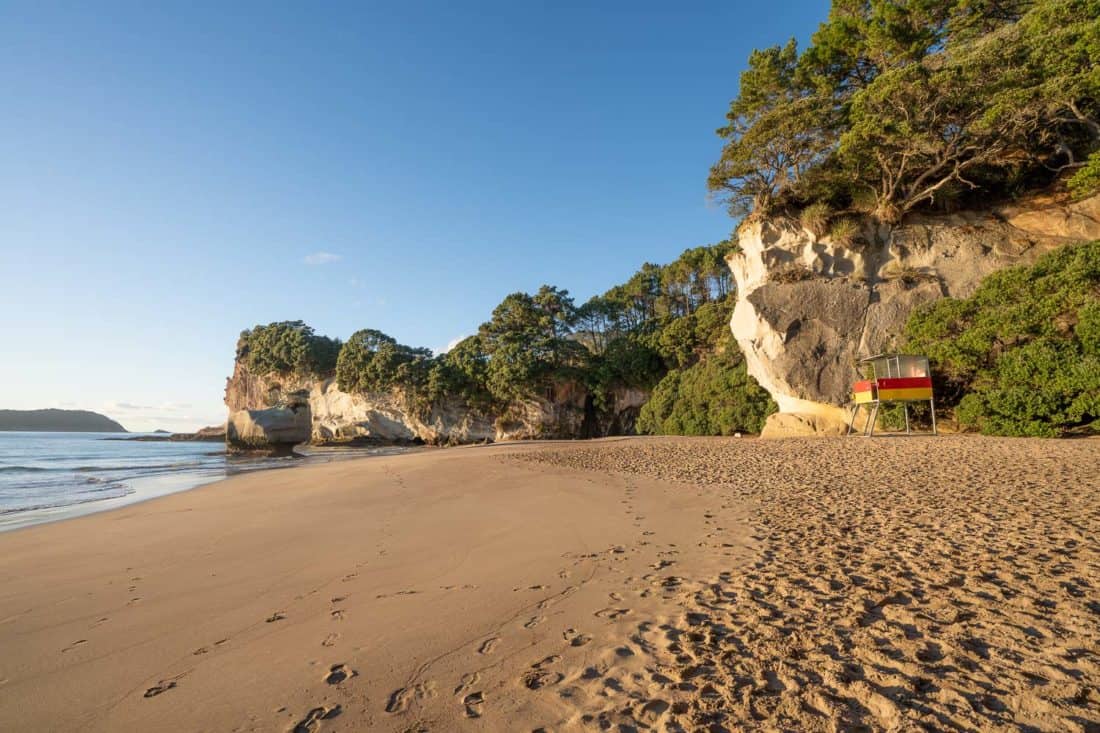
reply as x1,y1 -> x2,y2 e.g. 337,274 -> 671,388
847,354 -> 937,436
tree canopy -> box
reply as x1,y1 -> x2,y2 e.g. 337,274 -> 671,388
710,0 -> 1100,221
236,321 -> 341,377
335,329 -> 432,395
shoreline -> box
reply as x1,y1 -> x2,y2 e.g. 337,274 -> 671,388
0,437 -> 423,533
0,436 -> 1097,731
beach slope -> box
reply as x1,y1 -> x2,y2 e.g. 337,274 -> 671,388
0,436 -> 1097,731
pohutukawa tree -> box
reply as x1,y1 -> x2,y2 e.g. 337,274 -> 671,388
710,0 -> 1100,222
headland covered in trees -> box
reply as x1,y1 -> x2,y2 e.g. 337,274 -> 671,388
0,409 -> 127,433
234,241 -> 776,440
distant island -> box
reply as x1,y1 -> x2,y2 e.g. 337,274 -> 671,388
108,425 -> 226,442
0,409 -> 127,433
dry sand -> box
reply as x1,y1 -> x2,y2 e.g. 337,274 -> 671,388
0,436 -> 1097,732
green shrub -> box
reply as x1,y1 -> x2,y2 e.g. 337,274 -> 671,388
1069,151 -> 1100,201
636,352 -> 776,436
800,202 -> 832,237
903,240 -> 1100,436
828,218 -> 861,247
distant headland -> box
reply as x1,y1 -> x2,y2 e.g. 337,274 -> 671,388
0,409 -> 127,433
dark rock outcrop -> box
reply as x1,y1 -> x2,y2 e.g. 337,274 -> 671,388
112,425 -> 226,442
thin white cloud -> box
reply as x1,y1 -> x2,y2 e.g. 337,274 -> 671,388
438,335 -> 468,354
105,401 -> 191,412
106,401 -> 155,411
304,251 -> 342,265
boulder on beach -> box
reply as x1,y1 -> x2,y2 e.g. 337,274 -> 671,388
226,401 -> 310,455
760,411 -> 849,439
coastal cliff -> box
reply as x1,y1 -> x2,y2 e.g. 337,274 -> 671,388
727,192 -> 1100,435
224,358 -> 647,447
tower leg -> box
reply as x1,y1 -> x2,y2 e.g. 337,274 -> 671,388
847,404 -> 860,436
866,402 -> 879,437
904,403 -> 910,435
930,397 -> 938,436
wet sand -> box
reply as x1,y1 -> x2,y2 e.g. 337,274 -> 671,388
0,436 -> 1097,731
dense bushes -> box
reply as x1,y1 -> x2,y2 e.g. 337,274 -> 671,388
236,321 -> 341,377
637,296 -> 776,435
904,240 -> 1100,436
637,352 -> 776,436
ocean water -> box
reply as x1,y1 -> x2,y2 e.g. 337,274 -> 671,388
0,432 -> 409,531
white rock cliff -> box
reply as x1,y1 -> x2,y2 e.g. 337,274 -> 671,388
224,360 -> 647,448
727,192 -> 1100,436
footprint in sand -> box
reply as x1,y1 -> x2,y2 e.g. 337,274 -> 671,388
266,612 -> 286,623
61,639 -> 87,653
385,681 -> 435,714
477,637 -> 500,655
322,633 -> 340,647
462,691 -> 484,718
522,656 -> 564,690
324,664 -> 354,685
330,609 -> 345,621
454,672 -> 479,696
563,629 -> 592,647
292,705 -> 342,733
523,616 -> 545,629
143,679 -> 178,698
595,608 -> 632,621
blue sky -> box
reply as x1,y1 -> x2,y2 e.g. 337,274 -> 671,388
1,1 -> 827,431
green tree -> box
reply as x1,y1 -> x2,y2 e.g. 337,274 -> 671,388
709,40 -> 831,217
712,0 -> 1100,221
478,287 -> 585,402
336,329 -> 431,394
236,321 -> 341,377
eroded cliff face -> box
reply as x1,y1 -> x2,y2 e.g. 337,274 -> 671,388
727,192 -> 1100,434
224,359 -> 646,446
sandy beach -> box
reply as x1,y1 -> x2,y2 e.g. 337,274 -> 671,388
1,436 -> 1097,732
